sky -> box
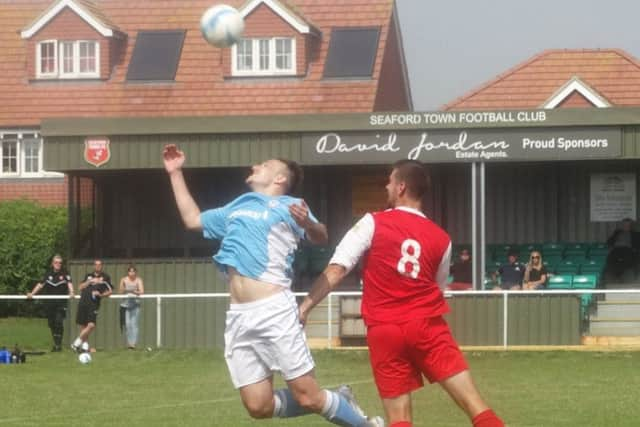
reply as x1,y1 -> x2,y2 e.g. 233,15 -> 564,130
396,0 -> 640,111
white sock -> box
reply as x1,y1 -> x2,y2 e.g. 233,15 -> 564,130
73,338 -> 82,347
321,390 -> 338,418
81,342 -> 89,352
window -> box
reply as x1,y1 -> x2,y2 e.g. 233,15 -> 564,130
37,40 -> 57,77
126,31 -> 185,81
236,39 -> 253,71
323,28 -> 380,79
232,37 -> 296,76
23,139 -> 41,174
36,40 -> 99,79
1,136 -> 18,175
0,133 -> 58,178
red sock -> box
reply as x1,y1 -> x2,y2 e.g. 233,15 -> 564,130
472,409 -> 504,427
390,422 -> 412,427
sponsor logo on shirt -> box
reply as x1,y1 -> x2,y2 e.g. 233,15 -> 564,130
229,209 -> 269,220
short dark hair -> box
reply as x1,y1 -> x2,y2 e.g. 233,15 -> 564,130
277,158 -> 304,195
392,159 -> 431,200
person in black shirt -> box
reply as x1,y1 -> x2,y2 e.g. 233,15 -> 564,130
606,218 -> 640,280
448,248 -> 473,290
523,251 -> 548,290
71,259 -> 112,353
493,250 -> 525,290
27,255 -> 74,352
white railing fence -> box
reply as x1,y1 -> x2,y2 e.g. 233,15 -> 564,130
3,289 -> 640,349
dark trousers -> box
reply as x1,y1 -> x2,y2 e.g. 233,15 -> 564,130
607,247 -> 637,278
45,303 -> 67,347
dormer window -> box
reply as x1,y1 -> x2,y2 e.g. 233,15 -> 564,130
232,37 -> 296,76
37,40 -> 57,77
36,40 -> 100,79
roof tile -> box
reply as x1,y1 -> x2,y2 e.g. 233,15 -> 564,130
0,0 -> 396,126
444,49 -> 640,110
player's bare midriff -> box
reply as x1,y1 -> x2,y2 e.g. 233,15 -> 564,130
227,267 -> 283,304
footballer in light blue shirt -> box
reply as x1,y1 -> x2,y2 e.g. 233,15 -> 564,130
201,191 -> 319,288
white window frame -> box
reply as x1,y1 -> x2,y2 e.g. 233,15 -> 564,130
232,37 -> 296,76
21,138 -> 43,177
0,136 -> 19,177
36,40 -> 58,78
0,132 -> 62,178
36,39 -> 100,79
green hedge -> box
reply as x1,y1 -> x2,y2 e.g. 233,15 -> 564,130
0,200 -> 68,315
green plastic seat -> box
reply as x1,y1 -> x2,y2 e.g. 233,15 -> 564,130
564,243 -> 589,259
485,260 -> 502,275
564,255 -> 590,265
519,243 -> 541,256
554,260 -> 580,275
543,255 -> 563,268
580,260 -> 605,275
572,274 -> 598,289
588,243 -> 609,258
542,242 -> 565,259
547,274 -> 573,289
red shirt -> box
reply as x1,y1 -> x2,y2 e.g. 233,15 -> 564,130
330,207 -> 452,326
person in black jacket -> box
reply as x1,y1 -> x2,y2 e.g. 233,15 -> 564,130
27,255 -> 74,352
606,218 -> 640,280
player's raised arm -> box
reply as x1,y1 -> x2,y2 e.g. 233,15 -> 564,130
163,144 -> 202,231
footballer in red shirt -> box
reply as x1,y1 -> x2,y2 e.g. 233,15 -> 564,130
300,160 -> 504,427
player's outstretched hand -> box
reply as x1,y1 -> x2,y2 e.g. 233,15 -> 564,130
163,144 -> 185,174
289,200 -> 312,229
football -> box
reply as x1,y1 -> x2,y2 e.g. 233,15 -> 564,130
78,352 -> 92,364
200,4 -> 245,48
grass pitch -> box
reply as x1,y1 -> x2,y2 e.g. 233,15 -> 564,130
1,319 -> 640,426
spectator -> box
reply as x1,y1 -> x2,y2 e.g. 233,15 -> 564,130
606,218 -> 640,280
71,259 -> 113,353
26,255 -> 74,352
523,251 -> 548,290
448,248 -> 473,290
493,250 -> 525,290
119,265 -> 144,349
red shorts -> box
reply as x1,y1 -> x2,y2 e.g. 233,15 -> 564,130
366,316 -> 468,399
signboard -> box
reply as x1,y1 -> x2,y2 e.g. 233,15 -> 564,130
301,127 -> 622,164
590,173 -> 637,222
84,137 -> 111,167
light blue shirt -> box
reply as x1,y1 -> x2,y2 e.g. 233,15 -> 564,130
201,192 -> 317,288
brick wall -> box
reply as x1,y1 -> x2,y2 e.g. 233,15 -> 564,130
0,177 -> 67,205
557,91 -> 595,108
0,175 -> 94,207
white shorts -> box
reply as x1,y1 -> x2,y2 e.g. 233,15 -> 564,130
224,290 -> 315,388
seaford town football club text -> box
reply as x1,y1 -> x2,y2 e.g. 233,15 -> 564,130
369,111 -> 547,126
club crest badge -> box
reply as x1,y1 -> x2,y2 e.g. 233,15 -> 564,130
84,137 -> 111,167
